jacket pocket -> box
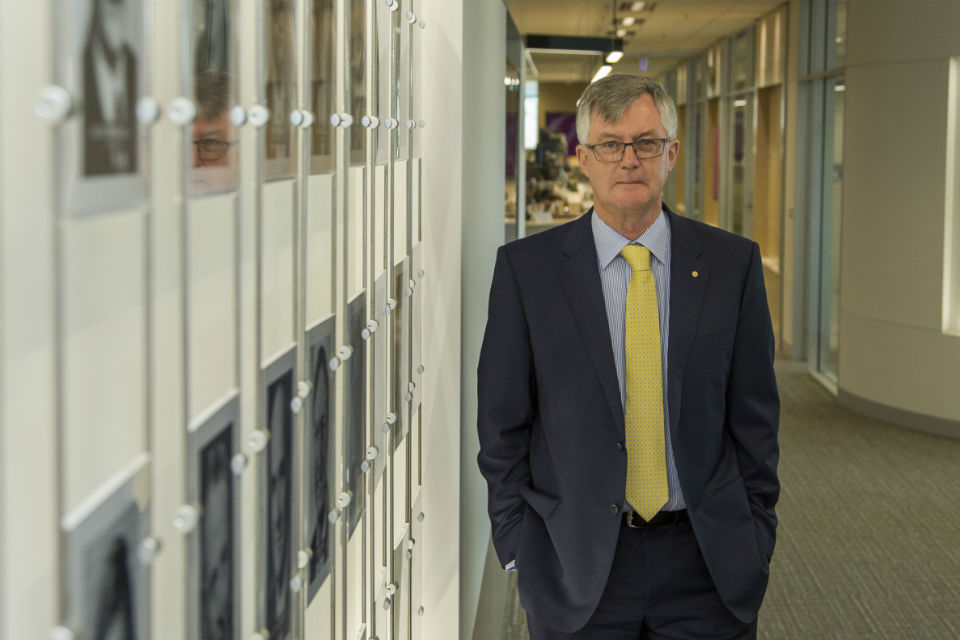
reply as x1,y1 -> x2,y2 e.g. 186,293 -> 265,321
519,485 -> 560,520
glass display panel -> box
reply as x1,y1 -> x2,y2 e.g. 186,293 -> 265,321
264,0 -> 297,180
730,29 -> 754,92
375,0 -> 391,164
349,0 -> 367,164
345,293 -> 367,534
192,0 -> 240,194
819,76 -> 845,379
310,0 -> 335,173
827,0 -> 847,69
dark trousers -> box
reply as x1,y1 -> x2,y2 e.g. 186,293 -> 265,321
526,518 -> 757,639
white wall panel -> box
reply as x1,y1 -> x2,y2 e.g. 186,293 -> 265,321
306,173 -> 334,324
63,211 -> 148,513
188,194 -> 239,419
261,180 -> 296,363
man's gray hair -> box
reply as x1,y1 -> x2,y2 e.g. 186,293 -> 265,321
576,74 -> 678,143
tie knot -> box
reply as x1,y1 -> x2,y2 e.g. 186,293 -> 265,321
621,244 -> 651,272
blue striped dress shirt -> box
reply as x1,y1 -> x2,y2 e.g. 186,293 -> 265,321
591,210 -> 686,512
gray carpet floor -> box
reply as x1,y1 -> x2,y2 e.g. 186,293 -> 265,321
473,360 -> 960,639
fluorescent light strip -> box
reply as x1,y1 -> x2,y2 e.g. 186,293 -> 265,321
605,51 -> 624,64
592,65 -> 614,83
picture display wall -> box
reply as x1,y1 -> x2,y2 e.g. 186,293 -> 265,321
42,0 -> 429,638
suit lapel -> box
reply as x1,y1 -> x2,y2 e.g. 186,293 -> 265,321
666,210 -> 708,438
558,213 -> 625,433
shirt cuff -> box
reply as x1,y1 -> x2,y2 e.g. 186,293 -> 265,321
505,559 -> 517,572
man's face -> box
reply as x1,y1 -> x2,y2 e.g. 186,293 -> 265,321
576,94 -> 679,220
192,112 -> 238,168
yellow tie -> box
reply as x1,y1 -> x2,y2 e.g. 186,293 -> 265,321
621,244 -> 668,521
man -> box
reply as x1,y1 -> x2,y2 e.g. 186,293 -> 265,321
477,74 -> 779,639
192,69 -> 239,192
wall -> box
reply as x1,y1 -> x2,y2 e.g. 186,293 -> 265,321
838,0 -> 960,433
0,1 -> 466,639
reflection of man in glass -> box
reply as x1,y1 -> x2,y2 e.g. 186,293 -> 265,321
308,344 -> 330,584
92,537 -> 136,640
200,429 -> 233,640
83,0 -> 138,176
192,69 -> 238,191
266,377 -> 291,639
265,0 -> 294,163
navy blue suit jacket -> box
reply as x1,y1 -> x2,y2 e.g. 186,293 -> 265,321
477,207 -> 779,632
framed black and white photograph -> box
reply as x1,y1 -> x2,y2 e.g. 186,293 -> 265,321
372,272 -> 388,481
309,0 -> 335,174
346,292 -> 367,535
191,0 -> 240,194
187,393 -> 240,640
57,0 -> 147,215
349,0 -> 367,164
304,315 -> 335,602
394,257 -> 410,447
259,347 -> 296,640
264,0 -> 297,180
62,456 -> 151,640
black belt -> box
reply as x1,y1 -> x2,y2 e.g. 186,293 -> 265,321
623,509 -> 688,528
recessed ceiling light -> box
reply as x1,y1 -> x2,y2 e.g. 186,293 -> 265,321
605,50 -> 624,63
631,1 -> 646,11
622,16 -> 636,26
592,65 -> 614,83
616,28 -> 627,37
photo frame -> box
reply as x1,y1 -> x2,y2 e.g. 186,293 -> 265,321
187,392 -> 241,640
309,0 -> 335,174
349,0 -> 367,165
393,256 -> 410,448
304,315 -> 335,602
62,455 -> 151,639
259,346 -> 297,640
264,0 -> 297,180
345,292 -> 367,535
56,0 -> 148,215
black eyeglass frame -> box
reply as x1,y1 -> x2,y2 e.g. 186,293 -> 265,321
192,138 -> 239,163
581,137 -> 672,162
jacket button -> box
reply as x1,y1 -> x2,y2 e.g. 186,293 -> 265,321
608,504 -> 619,516
616,441 -> 625,451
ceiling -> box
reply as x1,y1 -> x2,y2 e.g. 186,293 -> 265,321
504,0 -> 787,83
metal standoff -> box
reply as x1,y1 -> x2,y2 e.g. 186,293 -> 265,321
408,381 -> 416,393
385,412 -> 397,425
33,85 -> 73,124
417,511 -> 425,522
418,606 -> 425,616
135,97 -> 161,124
361,327 -> 371,341
330,113 -> 342,127
229,105 -> 247,126
404,392 -> 413,403
48,627 -> 75,640
328,508 -> 343,523
328,357 -> 341,371
406,119 -> 417,129
382,422 -> 391,434
137,537 -> 162,566
247,429 -> 270,453
250,632 -> 269,640
383,598 -> 392,610
385,0 -> 399,11
340,113 -> 354,127
366,319 -> 380,333
230,453 -> 249,475
299,110 -> 315,128
289,396 -> 304,414
361,115 -> 381,128
386,581 -> 399,595
366,446 -> 380,460
406,10 -> 416,23
338,345 -> 354,360
247,104 -> 270,127
409,278 -> 417,290
289,109 -> 305,127
419,19 -> 426,29
172,505 -> 199,534
336,491 -> 353,508
419,119 -> 426,128
167,97 -> 197,125
289,576 -> 303,593
360,460 -> 371,473
418,269 -> 426,279
297,380 -> 312,398
387,298 -> 398,311
417,364 -> 425,375
298,549 -> 312,569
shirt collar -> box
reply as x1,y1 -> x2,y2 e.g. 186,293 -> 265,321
592,209 -> 671,270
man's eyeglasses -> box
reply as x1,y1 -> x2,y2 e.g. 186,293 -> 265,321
582,138 -> 670,162
193,138 -> 238,163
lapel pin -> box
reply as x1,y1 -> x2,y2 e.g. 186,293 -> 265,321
692,270 -> 699,278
